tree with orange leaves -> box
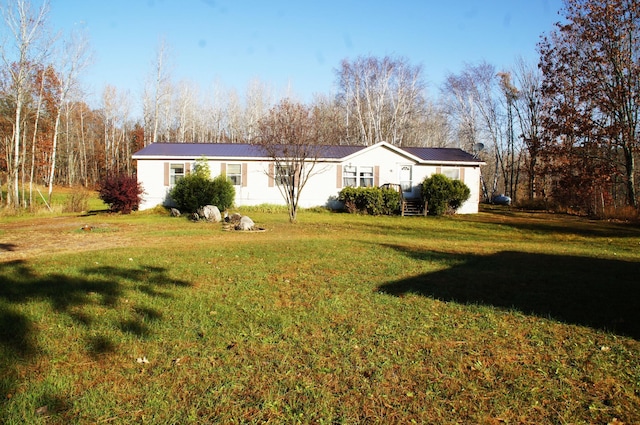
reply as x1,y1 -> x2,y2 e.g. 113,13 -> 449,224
539,0 -> 640,211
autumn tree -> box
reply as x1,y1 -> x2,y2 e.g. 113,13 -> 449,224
539,0 -> 640,211
255,99 -> 323,223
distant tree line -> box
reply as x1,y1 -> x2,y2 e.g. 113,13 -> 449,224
0,0 -> 638,217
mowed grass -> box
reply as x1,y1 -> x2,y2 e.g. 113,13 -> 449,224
1,205 -> 639,424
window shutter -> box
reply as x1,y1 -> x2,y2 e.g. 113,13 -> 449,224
220,163 -> 226,176
460,167 -> 465,182
374,166 -> 380,187
268,163 -> 275,187
436,166 -> 442,174
185,162 -> 191,175
242,163 -> 248,187
336,165 -> 342,188
164,162 -> 169,186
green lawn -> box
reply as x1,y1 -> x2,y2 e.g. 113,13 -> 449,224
1,206 -> 639,424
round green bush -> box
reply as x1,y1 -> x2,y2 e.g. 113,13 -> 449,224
210,174 -> 236,212
170,173 -> 235,213
421,174 -> 470,215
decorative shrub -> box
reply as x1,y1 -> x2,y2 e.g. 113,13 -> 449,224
449,179 -> 471,211
421,174 -> 471,215
210,174 -> 236,212
98,174 -> 144,214
338,186 -> 401,215
170,173 -> 235,213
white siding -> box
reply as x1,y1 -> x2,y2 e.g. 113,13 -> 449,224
135,143 -> 483,213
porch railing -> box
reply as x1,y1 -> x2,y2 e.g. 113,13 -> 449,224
379,183 -> 427,216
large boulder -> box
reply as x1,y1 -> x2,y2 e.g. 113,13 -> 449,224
198,205 -> 222,222
236,215 -> 255,231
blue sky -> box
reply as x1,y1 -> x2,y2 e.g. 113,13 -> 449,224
48,0 -> 564,105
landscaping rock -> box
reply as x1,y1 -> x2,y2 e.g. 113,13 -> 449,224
225,212 -> 242,224
170,208 -> 181,217
236,215 -> 255,231
197,205 -> 222,222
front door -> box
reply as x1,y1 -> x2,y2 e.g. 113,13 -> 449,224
399,165 -> 413,197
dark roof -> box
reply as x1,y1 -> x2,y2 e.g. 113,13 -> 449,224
402,146 -> 479,162
132,142 -> 483,164
132,143 -> 365,159
132,143 -> 267,158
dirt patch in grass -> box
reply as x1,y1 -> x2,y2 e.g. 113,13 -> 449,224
0,216 -> 134,261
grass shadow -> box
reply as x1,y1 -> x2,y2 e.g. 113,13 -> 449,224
377,246 -> 640,339
0,259 -> 191,403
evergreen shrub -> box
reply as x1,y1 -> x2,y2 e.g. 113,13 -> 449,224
338,186 -> 401,215
170,173 -> 235,213
421,174 -> 471,215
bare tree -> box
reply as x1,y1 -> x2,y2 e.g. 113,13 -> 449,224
414,100 -> 452,147
512,57 -> 543,201
255,99 -> 324,223
174,79 -> 196,142
225,88 -> 243,142
148,38 -> 172,145
46,27 -> 91,201
0,0 -> 50,208
309,93 -> 346,145
244,78 -> 273,142
497,71 -> 522,203
441,63 -> 506,201
336,55 -> 426,146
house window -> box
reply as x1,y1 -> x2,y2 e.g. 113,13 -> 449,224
342,165 -> 375,187
343,166 -> 357,187
227,163 -> 242,186
359,166 -> 374,187
442,167 -> 460,180
170,163 -> 185,185
275,164 -> 294,186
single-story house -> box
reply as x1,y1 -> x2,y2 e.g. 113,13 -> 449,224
132,141 -> 485,214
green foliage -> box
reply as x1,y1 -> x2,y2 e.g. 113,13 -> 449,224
170,172 -> 235,213
338,186 -> 401,215
449,179 -> 471,211
421,174 -> 471,215
210,174 -> 236,211
193,156 -> 211,179
98,174 -> 144,214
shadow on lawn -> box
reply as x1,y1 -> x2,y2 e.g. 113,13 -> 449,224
377,245 -> 640,340
0,259 -> 191,409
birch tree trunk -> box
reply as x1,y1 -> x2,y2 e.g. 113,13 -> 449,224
1,0 -> 50,208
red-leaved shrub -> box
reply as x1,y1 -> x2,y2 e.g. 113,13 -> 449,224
98,174 -> 144,214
